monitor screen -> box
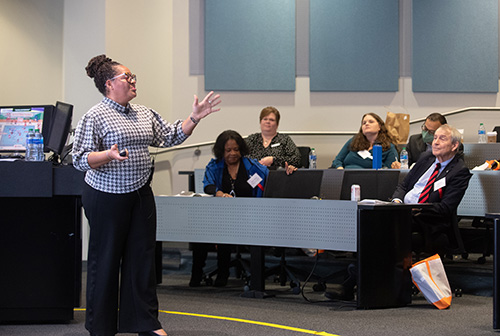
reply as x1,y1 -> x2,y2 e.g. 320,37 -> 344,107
46,101 -> 73,157
263,169 -> 324,199
0,105 -> 53,152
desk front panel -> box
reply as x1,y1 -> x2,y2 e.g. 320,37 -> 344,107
156,196 -> 357,252
458,171 -> 500,216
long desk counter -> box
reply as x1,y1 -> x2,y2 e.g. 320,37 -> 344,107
155,196 -> 413,309
396,169 -> 500,217
457,171 -> 500,216
156,197 -> 357,251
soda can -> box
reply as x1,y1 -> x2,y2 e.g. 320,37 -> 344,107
351,184 -> 360,202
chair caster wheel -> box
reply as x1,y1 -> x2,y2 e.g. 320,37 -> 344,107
290,281 -> 299,288
477,256 -> 486,264
243,285 -> 250,292
205,277 -> 213,286
292,286 -> 301,294
313,282 -> 326,292
411,285 -> 420,296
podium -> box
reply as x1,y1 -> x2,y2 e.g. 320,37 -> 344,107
0,161 -> 84,322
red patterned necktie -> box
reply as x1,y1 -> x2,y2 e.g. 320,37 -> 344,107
418,163 -> 441,203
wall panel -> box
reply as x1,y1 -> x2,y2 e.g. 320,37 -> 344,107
205,0 -> 296,91
310,0 -> 399,92
413,0 -> 498,93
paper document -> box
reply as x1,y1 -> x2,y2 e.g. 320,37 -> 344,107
358,199 -> 392,205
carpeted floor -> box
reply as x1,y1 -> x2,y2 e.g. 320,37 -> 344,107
0,247 -> 496,336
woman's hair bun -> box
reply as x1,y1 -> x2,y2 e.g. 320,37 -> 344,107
86,54 -> 113,78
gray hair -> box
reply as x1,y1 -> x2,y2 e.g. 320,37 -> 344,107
436,124 -> 461,150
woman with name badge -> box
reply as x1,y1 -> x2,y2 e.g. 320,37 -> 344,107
246,106 -> 299,174
330,112 -> 398,169
189,130 -> 268,288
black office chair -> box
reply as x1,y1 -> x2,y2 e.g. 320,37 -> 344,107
262,170 -> 324,293
202,245 -> 251,287
407,210 -> 467,298
446,212 -> 468,260
411,210 -> 467,260
296,146 -> 310,168
189,243 -> 252,287
493,126 -> 500,142
264,248 -> 312,294
460,215 -> 494,264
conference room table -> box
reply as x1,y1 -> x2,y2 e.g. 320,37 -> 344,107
156,195 -> 414,309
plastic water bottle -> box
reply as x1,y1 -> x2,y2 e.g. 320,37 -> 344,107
372,143 -> 382,169
25,129 -> 36,161
308,148 -> 317,169
34,129 -> 44,161
478,123 -> 487,143
400,147 -> 409,169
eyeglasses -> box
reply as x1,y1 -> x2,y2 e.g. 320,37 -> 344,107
421,123 -> 437,135
110,72 -> 137,83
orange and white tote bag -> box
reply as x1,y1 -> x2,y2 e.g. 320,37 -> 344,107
410,254 -> 452,309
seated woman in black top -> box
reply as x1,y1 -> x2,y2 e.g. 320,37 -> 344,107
189,130 -> 268,287
245,106 -> 301,170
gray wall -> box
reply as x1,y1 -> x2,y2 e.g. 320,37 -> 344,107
2,0 -> 500,198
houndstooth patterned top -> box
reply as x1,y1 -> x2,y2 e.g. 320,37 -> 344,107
72,97 -> 188,194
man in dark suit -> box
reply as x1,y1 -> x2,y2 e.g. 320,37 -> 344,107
406,113 -> 448,166
392,124 -> 472,254
393,112 -> 464,169
325,124 -> 471,302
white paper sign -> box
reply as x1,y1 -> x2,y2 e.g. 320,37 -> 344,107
434,178 -> 446,191
358,150 -> 372,160
247,173 -> 263,188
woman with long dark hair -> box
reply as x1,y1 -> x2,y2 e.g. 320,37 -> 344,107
331,112 -> 398,169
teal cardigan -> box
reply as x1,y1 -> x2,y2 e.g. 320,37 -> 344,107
331,137 -> 398,169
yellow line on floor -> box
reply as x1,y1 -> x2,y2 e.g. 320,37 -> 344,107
74,308 -> 339,335
161,310 -> 339,336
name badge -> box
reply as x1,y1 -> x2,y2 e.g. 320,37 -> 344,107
271,143 -> 280,148
247,173 -> 263,188
358,150 -> 372,160
434,178 -> 446,191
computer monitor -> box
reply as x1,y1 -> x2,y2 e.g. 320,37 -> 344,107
46,101 -> 73,163
339,169 -> 400,201
0,105 -> 54,154
263,169 -> 324,199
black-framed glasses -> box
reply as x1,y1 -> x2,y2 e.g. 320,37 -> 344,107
110,72 -> 137,83
421,123 -> 436,135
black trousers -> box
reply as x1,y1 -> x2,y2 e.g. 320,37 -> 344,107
82,183 -> 161,336
191,243 -> 233,281
411,211 -> 450,256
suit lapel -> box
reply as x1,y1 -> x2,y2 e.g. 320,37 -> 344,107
437,156 -> 458,180
417,136 -> 427,155
410,155 -> 435,188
